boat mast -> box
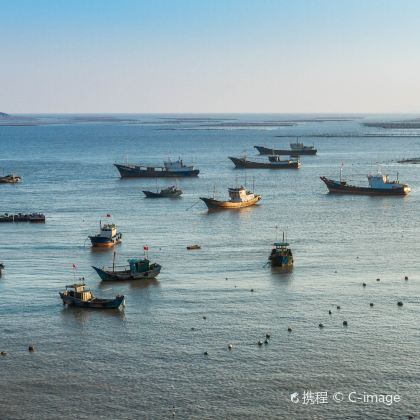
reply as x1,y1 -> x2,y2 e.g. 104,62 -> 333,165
340,162 -> 343,183
112,251 -> 116,272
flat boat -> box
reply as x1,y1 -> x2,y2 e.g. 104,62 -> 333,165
321,170 -> 411,196
92,257 -> 161,281
115,158 -> 199,178
89,221 -> 122,247
229,155 -> 301,169
143,185 -> 183,198
200,186 -> 261,209
59,282 -> 125,309
0,173 -> 21,184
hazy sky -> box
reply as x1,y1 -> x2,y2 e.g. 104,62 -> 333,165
1,0 -> 420,113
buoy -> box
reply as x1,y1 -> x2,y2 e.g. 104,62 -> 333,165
203,351 -> 208,356
328,310 -> 332,315
287,327 -> 292,332
376,278 -> 380,282
319,323 -> 324,328
250,289 -> 254,292
257,340 -> 263,346
0,351 -> 7,356
370,303 -> 374,307
28,345 -> 35,352
203,316 -> 207,320
404,276 -> 408,280
264,339 -> 269,344
228,344 -> 233,350
397,301 -> 403,306
362,283 -> 366,287
191,327 -> 196,331
225,277 -> 228,280
336,305 -> 341,310
343,321 -> 348,326
266,333 -> 271,339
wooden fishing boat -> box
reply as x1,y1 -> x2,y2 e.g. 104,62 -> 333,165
200,186 -> 261,210
255,140 -> 317,156
143,185 -> 183,198
89,221 -> 122,247
187,244 -> 201,250
0,173 -> 21,184
92,255 -> 161,281
321,167 -> 411,196
229,155 -> 301,169
269,235 -> 294,269
59,283 -> 125,309
115,158 -> 199,178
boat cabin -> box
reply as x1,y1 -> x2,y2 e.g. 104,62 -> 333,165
100,223 -> 118,238
367,173 -> 398,189
164,158 -> 194,172
64,283 -> 93,301
271,242 -> 293,257
128,258 -> 151,274
228,186 -> 255,203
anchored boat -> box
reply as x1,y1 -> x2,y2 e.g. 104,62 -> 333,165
255,140 -> 317,156
269,234 -> 294,269
321,167 -> 411,195
200,186 -> 261,209
89,221 -> 122,247
59,282 -> 125,309
92,253 -> 161,281
115,158 -> 199,178
0,173 -> 21,184
229,155 -> 301,169
0,263 -> 4,276
143,185 -> 183,198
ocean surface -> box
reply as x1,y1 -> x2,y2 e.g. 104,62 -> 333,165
0,114 -> 419,419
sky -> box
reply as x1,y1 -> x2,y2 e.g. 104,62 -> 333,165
1,0 -> 420,113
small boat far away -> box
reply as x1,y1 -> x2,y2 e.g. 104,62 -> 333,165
269,233 -> 294,269
143,185 -> 183,198
321,166 -> 411,195
255,139 -> 317,156
200,186 -> 261,210
89,221 -> 122,247
59,282 -> 125,309
0,173 -> 21,184
115,158 -> 199,178
92,251 -> 161,281
229,155 -> 301,169
0,263 -> 4,277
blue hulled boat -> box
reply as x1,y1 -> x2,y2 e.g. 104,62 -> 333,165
59,283 -> 125,309
89,221 -> 122,247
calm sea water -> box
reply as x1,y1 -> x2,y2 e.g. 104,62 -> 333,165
0,114 -> 419,419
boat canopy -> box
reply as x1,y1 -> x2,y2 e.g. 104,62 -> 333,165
65,283 -> 86,288
273,242 -> 289,247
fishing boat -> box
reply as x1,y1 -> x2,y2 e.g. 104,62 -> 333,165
187,244 -> 201,250
200,186 -> 261,209
59,282 -> 125,309
143,185 -> 183,198
28,213 -> 46,223
255,141 -> 317,156
268,234 -> 294,268
92,253 -> 161,281
89,221 -> 122,247
114,158 -> 199,178
229,155 -> 301,169
0,263 -> 4,276
0,173 -> 21,184
0,213 -> 46,222
320,167 -> 411,195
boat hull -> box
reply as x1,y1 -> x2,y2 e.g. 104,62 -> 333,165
89,234 -> 122,247
229,157 -> 300,169
92,264 -> 162,281
115,164 -> 199,178
255,146 -> 317,156
320,177 -> 410,195
200,195 -> 261,209
59,293 -> 125,309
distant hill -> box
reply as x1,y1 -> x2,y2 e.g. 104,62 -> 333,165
0,112 -> 11,119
